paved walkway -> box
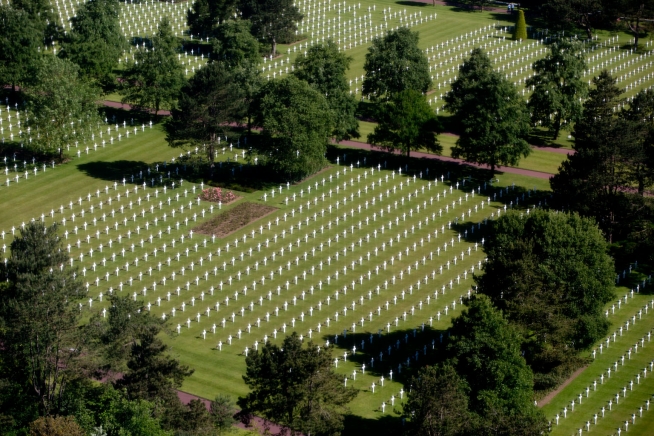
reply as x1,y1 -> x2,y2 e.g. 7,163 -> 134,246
338,140 -> 556,180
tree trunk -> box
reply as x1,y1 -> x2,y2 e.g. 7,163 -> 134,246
553,111 -> 562,140
635,15 -> 640,50
272,38 -> 277,57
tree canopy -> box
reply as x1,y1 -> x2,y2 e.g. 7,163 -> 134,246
211,19 -> 261,67
251,75 -> 332,181
0,5 -> 41,91
447,295 -> 547,435
166,61 -> 247,172
445,49 -> 531,175
476,209 -> 615,390
59,0 -> 126,89
527,39 -> 588,140
368,89 -> 442,158
121,17 -> 185,116
239,0 -> 303,55
293,40 -> 360,141
25,56 -> 101,160
362,27 -> 431,100
403,364 -> 472,436
241,333 -> 357,436
187,0 -> 239,37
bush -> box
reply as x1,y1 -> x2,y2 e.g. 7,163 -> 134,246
199,187 -> 236,203
513,9 -> 527,41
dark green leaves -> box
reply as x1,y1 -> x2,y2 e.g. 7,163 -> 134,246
241,333 -> 357,436
368,89 -> 442,158
252,76 -> 332,181
362,27 -> 431,100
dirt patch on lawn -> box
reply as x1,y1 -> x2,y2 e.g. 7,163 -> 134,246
194,202 -> 278,238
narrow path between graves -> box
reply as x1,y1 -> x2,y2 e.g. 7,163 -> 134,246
536,365 -> 588,408
337,140 -> 555,179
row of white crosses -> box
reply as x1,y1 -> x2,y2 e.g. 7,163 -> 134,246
158,173 -> 492,328
549,300 -> 654,418
80,167 -> 492,334
118,1 -> 187,38
552,331 -> 654,432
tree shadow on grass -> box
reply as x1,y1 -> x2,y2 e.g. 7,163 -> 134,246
395,1 -> 431,7
342,413 -> 403,436
77,160 -> 152,183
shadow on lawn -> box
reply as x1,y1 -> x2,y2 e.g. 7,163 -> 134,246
342,413 -> 403,436
77,160 -> 152,183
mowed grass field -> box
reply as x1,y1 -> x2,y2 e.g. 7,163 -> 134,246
0,1 -> 650,434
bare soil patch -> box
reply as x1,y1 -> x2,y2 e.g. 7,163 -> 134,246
194,202 -> 277,238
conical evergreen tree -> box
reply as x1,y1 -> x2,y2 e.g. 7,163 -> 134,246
513,9 -> 527,41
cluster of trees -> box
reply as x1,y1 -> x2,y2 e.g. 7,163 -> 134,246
403,295 -> 548,436
402,209 -> 615,434
539,0 -> 654,48
551,73 -> 654,261
0,222 -> 239,435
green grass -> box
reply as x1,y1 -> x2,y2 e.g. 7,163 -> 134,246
5,2 -> 653,435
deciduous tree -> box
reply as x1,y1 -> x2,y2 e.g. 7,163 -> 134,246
60,0 -> 126,89
239,0 -> 303,55
251,76 -> 332,181
448,296 -> 547,435
211,19 -> 261,67
0,222 -> 85,418
368,89 -> 441,157
121,18 -> 185,116
187,0 -> 239,37
527,39 -> 588,140
293,40 -> 359,141
362,27 -> 431,100
403,364 -> 471,436
24,56 -> 100,160
241,333 -> 357,436
0,5 -> 41,91
166,61 -> 247,173
476,209 -> 615,390
445,49 -> 531,175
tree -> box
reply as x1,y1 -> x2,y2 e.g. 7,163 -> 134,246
448,296 -> 547,435
362,27 -> 431,100
241,333 -> 357,436
187,0 -> 239,37
0,222 -> 85,418
612,0 -> 654,50
239,0 -> 303,55
542,0 -> 603,39
166,61 -> 247,174
403,364 -> 471,436
210,394 -> 238,434
121,17 -> 185,116
212,19 -> 261,67
251,76 -> 332,181
368,89 -> 442,158
619,88 -> 654,195
293,40 -> 360,141
445,50 -> 531,175
29,416 -> 85,436
527,39 -> 588,140
24,56 -> 100,160
444,48 -> 493,115
550,71 -> 638,242
114,323 -> 194,430
476,209 -> 615,390
513,9 -> 528,41
59,0 -> 126,89
0,5 -> 41,91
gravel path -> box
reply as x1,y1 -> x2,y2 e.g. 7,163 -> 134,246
338,140 -> 556,180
